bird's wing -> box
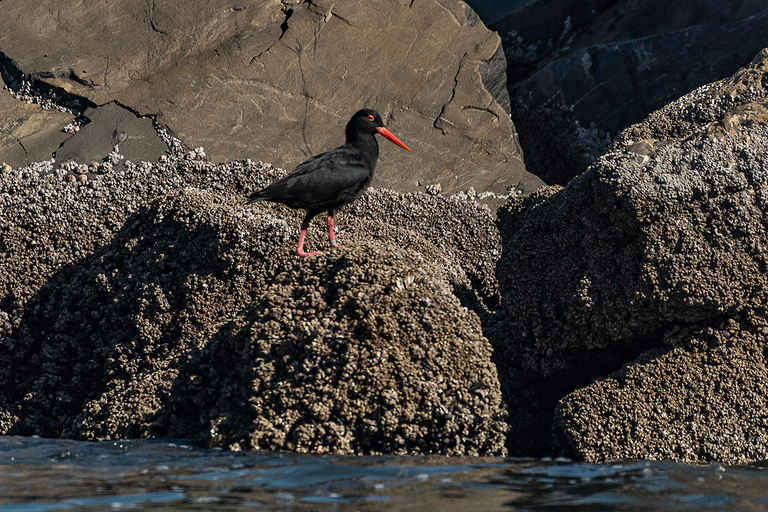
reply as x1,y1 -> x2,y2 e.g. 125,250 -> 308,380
251,145 -> 372,210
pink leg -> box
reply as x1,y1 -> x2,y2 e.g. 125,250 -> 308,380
327,215 -> 339,249
296,215 -> 322,258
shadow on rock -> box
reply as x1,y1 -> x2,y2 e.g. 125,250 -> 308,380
495,49 -> 768,463
0,188 -> 292,439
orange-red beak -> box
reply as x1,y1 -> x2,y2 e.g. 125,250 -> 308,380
376,126 -> 412,151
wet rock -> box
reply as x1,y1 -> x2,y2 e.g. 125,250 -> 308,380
156,243 -> 508,456
0,0 -> 543,196
496,49 -> 768,462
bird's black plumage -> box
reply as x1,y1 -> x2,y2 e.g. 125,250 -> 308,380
248,108 -> 410,257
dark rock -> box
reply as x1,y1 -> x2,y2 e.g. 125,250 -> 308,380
0,0 -> 543,196
156,242 -> 508,455
496,49 -> 768,462
615,48 -> 768,143
463,1 -> 534,26
496,0 -> 768,184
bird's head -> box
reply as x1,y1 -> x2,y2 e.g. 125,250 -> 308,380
346,109 -> 411,151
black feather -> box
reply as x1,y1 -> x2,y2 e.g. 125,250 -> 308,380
248,109 -> 384,219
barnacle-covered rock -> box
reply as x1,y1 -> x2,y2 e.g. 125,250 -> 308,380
157,242 -> 508,456
496,48 -> 768,463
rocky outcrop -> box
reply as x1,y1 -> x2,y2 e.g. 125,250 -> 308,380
495,0 -> 768,184
555,325 -> 768,463
0,146 -> 506,455
495,48 -> 768,463
156,243 -> 507,455
6,0 -> 768,464
0,0 -> 544,196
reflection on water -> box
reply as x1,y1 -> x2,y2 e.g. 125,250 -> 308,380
0,436 -> 767,511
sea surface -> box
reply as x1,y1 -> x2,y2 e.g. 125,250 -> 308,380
1,436 -> 767,511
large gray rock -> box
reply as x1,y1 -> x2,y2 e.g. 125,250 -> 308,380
0,0 -> 543,195
495,49 -> 768,462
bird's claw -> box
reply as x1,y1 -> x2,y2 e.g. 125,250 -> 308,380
297,249 -> 323,258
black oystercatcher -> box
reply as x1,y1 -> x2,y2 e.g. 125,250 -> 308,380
248,109 -> 411,257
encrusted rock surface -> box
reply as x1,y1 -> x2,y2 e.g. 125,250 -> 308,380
0,143 -> 506,455
555,322 -> 768,463
156,243 -> 508,455
495,48 -> 768,463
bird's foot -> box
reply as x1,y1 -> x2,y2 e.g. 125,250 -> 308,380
297,249 -> 323,258
329,242 -> 340,250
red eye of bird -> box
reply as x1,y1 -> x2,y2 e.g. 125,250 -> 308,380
366,114 -> 375,121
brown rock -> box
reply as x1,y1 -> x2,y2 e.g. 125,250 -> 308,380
0,0 -> 543,195
495,49 -> 768,460
555,324 -> 768,464
157,242 -> 508,455
0,85 -> 73,168
0,151 -> 505,453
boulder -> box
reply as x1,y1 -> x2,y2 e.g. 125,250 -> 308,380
0,165 -> 292,439
555,324 -> 768,464
0,0 -> 543,195
0,148 -> 506,454
495,49 -> 768,462
156,243 -> 508,455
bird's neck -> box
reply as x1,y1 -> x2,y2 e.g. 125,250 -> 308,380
349,133 -> 379,170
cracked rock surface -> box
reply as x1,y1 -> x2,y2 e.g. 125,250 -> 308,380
0,0 -> 543,196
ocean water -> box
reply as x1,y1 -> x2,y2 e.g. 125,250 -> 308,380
1,436 -> 767,511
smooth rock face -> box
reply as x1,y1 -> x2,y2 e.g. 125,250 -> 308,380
496,0 -> 768,184
157,243 -> 508,456
0,149 -> 506,454
54,103 -> 168,168
0,0 -> 543,195
496,49 -> 768,463
0,84 -> 73,167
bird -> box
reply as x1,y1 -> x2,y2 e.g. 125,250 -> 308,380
247,109 -> 411,257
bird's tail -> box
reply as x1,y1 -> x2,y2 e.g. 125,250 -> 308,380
246,192 -> 266,204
